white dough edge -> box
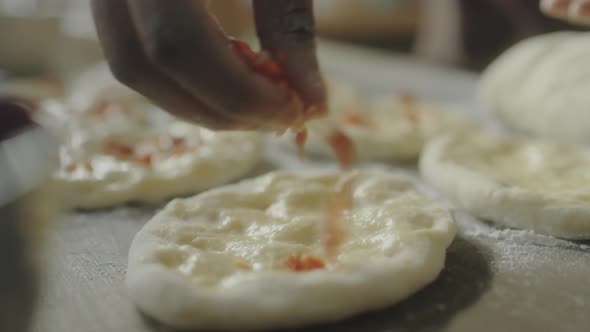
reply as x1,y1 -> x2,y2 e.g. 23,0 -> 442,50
127,170 -> 457,330
54,134 -> 263,210
419,135 -> 590,240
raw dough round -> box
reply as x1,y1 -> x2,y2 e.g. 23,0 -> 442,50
279,89 -> 475,162
53,120 -> 261,209
480,32 -> 590,143
127,170 -> 456,330
53,63 -> 262,209
420,131 -> 590,239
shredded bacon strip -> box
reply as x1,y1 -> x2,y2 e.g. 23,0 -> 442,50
325,175 -> 355,261
230,39 -> 284,82
285,254 -> 326,272
234,261 -> 252,270
86,100 -> 124,117
65,163 -> 77,172
103,140 -> 134,158
65,161 -> 94,173
294,128 -> 308,158
135,154 -> 153,166
231,38 -> 358,264
341,111 -> 367,126
398,92 -> 420,125
328,130 -> 357,170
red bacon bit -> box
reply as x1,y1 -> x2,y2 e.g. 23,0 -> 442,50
341,111 -> 367,126
65,163 -> 77,172
83,161 -> 94,172
171,137 -> 186,147
324,176 -> 354,261
230,39 -> 284,82
328,130 -> 357,170
285,254 -> 326,272
404,109 -> 419,125
234,261 -> 252,270
103,140 -> 134,158
135,154 -> 153,166
169,137 -> 193,155
65,161 -> 94,172
294,128 -> 308,159
398,91 -> 416,105
398,92 -> 420,125
87,101 -> 123,117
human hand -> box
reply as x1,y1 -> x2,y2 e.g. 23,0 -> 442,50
541,0 -> 590,25
91,0 -> 326,131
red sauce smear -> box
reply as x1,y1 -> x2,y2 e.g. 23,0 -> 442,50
285,254 -> 326,272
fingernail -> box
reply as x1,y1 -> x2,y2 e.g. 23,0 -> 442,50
542,0 -> 570,15
576,0 -> 590,16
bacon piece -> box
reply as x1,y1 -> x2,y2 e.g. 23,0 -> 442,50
65,161 -> 94,172
398,91 -> 416,105
169,137 -> 193,155
87,100 -> 124,117
103,139 -> 134,158
234,261 -> 252,270
230,39 -> 284,82
285,254 -> 325,271
328,130 -> 357,170
65,163 -> 77,172
83,161 -> 94,172
135,154 -> 153,166
294,128 -> 308,159
398,92 -> 420,125
324,175 -> 354,261
341,111 -> 366,125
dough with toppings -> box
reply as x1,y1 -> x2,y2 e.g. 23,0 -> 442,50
127,170 -> 456,330
52,63 -> 262,209
420,131 -> 590,239
280,89 -> 475,162
54,120 -> 261,209
480,32 -> 590,143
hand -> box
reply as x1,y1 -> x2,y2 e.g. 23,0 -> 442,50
541,0 -> 590,25
91,0 -> 326,131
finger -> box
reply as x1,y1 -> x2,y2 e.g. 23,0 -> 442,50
126,0 -> 301,129
567,0 -> 590,25
253,0 -> 326,116
540,0 -> 571,18
90,0 -> 238,130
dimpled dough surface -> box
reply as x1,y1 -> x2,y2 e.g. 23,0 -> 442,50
420,131 -> 590,239
127,170 -> 456,330
53,122 -> 262,209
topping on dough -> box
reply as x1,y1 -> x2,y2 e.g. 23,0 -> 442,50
278,83 -> 476,162
285,254 -> 326,271
127,170 -> 456,330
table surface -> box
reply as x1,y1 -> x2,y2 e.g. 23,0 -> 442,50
31,41 -> 590,332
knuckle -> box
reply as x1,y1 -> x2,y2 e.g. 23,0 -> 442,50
281,8 -> 315,41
